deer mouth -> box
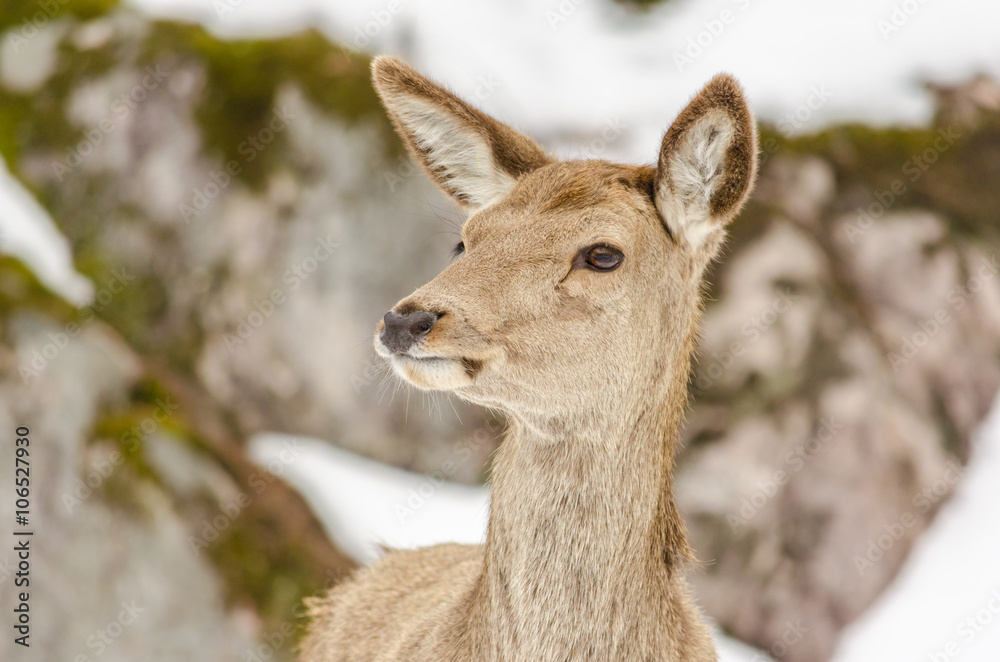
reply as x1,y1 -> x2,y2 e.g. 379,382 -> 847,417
381,351 -> 480,391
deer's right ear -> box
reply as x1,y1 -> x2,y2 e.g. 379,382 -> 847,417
654,74 -> 758,255
372,56 -> 552,212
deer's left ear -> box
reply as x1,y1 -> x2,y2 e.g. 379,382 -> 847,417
654,74 -> 758,254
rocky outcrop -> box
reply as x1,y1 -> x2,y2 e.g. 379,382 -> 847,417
0,256 -> 356,661
0,262 -> 254,661
679,107 -> 1000,659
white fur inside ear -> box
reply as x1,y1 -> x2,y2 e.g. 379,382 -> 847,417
656,109 -> 734,251
390,95 -> 516,209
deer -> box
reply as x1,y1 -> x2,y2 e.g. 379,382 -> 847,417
299,56 -> 758,662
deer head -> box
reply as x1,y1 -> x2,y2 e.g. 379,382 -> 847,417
372,57 -> 758,431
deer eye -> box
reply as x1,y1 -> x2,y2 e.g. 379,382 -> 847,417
583,244 -> 624,272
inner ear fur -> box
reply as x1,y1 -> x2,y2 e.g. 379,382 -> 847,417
371,56 -> 552,210
657,73 -> 759,224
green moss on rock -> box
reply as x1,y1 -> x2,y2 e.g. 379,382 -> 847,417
766,119 -> 1000,241
0,256 -> 78,320
1,7 -> 393,187
0,0 -> 119,34
140,21 -> 392,186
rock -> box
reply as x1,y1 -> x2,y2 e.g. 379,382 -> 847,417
0,255 -> 354,662
678,124 -> 1000,659
0,261 -> 255,661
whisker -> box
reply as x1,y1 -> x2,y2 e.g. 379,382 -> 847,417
448,397 -> 463,426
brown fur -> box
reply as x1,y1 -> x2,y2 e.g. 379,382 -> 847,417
372,56 -> 552,209
300,57 -> 758,662
658,73 -> 758,220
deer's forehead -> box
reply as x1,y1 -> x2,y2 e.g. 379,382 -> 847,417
463,162 -> 659,247
463,208 -> 629,246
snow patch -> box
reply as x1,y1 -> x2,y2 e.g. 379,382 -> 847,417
832,392 -> 1000,662
0,157 -> 93,304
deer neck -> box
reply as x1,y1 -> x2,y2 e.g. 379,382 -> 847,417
472,369 -> 694,654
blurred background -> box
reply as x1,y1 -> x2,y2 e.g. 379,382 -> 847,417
1,0 -> 999,660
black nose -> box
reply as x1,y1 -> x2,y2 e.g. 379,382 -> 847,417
381,310 -> 440,354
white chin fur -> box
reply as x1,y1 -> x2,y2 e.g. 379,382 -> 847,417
390,355 -> 473,391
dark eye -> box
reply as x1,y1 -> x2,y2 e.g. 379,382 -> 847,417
583,244 -> 624,272
452,241 -> 465,258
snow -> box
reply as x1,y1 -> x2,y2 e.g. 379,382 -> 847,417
125,0 -> 1000,163
0,157 -> 93,304
251,433 -> 489,564
831,392 -> 1000,662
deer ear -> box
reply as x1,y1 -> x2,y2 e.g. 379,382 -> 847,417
371,56 -> 552,212
654,74 -> 758,254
